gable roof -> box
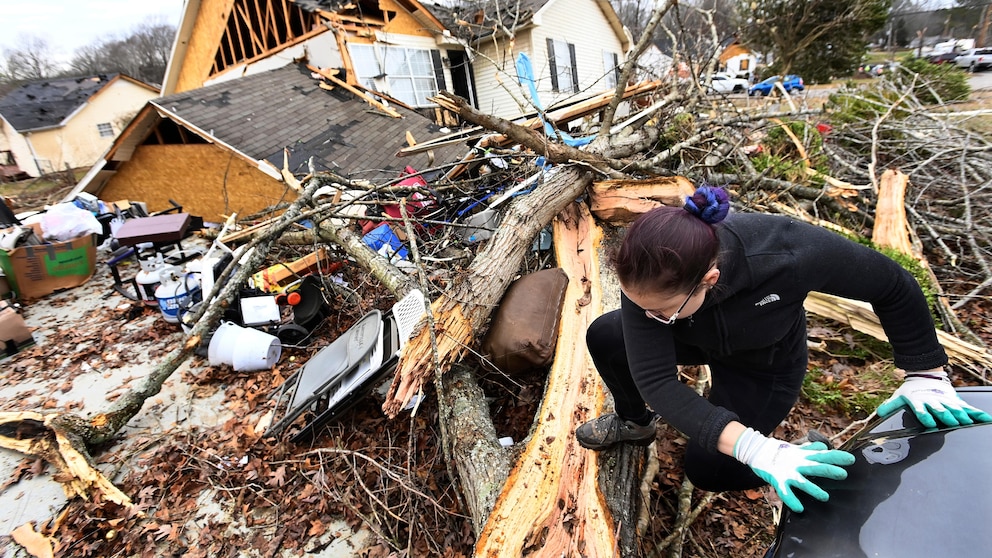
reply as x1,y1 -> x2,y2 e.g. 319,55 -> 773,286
0,74 -> 156,133
151,64 -> 463,179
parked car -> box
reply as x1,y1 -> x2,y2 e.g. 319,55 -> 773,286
701,73 -> 748,94
748,75 -> 804,96
925,51 -> 961,65
954,47 -> 992,71
764,386 -> 992,558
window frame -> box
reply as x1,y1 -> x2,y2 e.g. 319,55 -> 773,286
347,43 -> 443,107
96,122 -> 114,138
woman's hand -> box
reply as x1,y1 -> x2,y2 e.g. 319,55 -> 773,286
877,370 -> 992,428
733,427 -> 855,513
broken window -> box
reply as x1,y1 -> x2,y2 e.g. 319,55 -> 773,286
547,39 -> 578,94
97,122 -> 114,137
349,44 -> 442,107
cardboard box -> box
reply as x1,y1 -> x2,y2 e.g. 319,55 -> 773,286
0,301 -> 34,358
0,226 -> 97,302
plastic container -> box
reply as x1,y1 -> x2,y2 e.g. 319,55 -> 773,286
208,321 -> 241,366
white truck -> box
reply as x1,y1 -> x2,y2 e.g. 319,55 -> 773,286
954,48 -> 992,71
701,73 -> 749,94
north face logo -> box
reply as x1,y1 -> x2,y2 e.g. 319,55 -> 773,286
755,294 -> 781,307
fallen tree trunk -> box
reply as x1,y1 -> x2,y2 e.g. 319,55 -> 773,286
473,201 -> 621,557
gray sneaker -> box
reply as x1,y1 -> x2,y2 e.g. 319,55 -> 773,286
575,413 -> 658,450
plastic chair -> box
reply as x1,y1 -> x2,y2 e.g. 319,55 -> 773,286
265,290 -> 426,442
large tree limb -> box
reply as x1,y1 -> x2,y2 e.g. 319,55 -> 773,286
382,166 -> 593,416
474,201 -> 618,557
431,91 -> 625,179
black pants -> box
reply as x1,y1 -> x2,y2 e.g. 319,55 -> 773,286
586,310 -> 807,492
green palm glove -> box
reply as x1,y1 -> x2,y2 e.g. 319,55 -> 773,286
876,371 -> 992,428
733,427 -> 855,513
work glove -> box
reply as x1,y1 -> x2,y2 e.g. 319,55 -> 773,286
876,370 -> 992,428
733,427 -> 855,513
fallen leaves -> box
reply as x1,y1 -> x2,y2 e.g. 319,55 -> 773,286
10,522 -> 56,558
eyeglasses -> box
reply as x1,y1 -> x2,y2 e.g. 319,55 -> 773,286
644,283 -> 699,325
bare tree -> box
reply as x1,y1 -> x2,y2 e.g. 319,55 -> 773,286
1,35 -> 62,82
68,18 -> 175,85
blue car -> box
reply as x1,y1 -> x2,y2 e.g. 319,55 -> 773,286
748,74 -> 805,96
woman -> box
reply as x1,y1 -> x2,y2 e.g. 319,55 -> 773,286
575,185 -> 991,513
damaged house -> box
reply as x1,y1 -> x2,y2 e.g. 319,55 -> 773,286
431,0 -> 631,121
74,0 -> 642,219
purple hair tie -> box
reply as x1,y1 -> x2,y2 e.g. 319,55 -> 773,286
684,185 -> 730,225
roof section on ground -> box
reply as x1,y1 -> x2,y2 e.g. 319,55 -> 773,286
153,64 -> 466,180
0,74 -> 121,132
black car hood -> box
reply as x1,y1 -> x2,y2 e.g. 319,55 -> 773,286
767,387 -> 992,557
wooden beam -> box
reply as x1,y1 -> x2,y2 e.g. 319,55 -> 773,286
307,64 -> 403,118
234,3 -> 254,58
265,0 -> 278,46
281,0 -> 292,37
207,25 -> 330,83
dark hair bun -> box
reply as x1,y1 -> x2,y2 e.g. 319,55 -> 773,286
684,185 -> 730,225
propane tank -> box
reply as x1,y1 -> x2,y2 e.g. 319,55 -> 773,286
135,254 -> 165,305
155,267 -> 201,324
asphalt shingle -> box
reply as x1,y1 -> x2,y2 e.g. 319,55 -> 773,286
0,74 -> 120,132
153,65 -> 465,180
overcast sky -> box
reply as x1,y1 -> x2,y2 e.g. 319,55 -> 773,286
1,0 -> 184,59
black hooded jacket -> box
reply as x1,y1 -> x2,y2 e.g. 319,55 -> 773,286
619,213 -> 947,453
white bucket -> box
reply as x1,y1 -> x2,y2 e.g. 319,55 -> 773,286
208,321 -> 242,367
230,327 -> 281,371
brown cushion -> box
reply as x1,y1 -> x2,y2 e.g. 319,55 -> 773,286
481,268 -> 569,375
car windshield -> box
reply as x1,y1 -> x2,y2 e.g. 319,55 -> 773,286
759,77 -> 779,84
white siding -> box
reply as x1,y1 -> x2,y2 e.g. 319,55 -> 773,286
472,32 -> 535,119
470,0 -> 626,119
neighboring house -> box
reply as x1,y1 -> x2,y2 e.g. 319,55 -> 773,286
718,38 -> 757,80
72,64 -> 464,222
0,74 -> 159,178
432,0 -> 631,120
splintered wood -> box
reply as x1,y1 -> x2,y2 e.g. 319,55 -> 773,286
871,169 -> 916,257
0,412 -> 134,509
474,202 -> 616,557
589,175 -> 696,224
